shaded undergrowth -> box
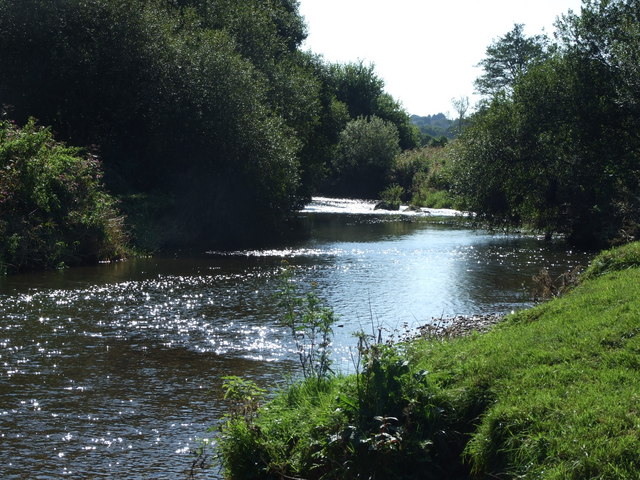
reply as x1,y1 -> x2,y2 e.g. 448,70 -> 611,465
218,242 -> 640,479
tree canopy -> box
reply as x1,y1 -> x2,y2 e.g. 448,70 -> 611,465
332,116 -> 401,197
474,23 -> 549,96
0,0 -> 417,251
455,0 -> 640,247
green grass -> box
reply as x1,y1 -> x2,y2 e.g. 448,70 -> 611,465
582,241 -> 640,280
418,266 -> 640,478
218,242 -> 640,479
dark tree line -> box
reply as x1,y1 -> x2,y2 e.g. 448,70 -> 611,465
0,0 -> 417,252
453,0 -> 640,247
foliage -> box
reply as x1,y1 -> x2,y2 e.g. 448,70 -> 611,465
328,61 -> 386,120
0,118 -> 127,273
391,146 -> 459,209
0,0 -> 419,250
474,23 -> 550,96
275,266 -> 337,380
221,376 -> 266,422
0,0 -> 310,248
326,61 -> 418,151
412,188 -> 458,210
390,149 -> 431,193
331,116 -> 401,197
378,184 -> 405,210
315,61 -> 418,195
374,93 -> 421,150
219,244 -> 640,479
455,1 -> 640,246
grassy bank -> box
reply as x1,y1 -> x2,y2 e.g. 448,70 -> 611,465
218,243 -> 640,479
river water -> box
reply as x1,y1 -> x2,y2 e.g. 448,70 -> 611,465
0,198 -> 591,479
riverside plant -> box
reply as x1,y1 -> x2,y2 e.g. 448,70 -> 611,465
275,265 -> 337,380
217,268 -> 446,479
0,117 -> 127,273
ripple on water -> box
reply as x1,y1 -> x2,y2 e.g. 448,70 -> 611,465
0,213 -> 593,479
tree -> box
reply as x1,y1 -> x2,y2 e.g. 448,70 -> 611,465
0,0 -> 309,248
451,96 -> 469,135
328,61 -> 385,119
454,1 -> 640,246
332,116 -> 401,197
0,0 -> 421,249
374,93 -> 420,150
475,23 -> 549,96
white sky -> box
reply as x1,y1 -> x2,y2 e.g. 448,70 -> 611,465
298,0 -> 584,117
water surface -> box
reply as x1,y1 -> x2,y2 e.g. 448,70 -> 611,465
0,199 -> 591,479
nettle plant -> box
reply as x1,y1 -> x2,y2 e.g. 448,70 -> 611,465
221,376 -> 266,422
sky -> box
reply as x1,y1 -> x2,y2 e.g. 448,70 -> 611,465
298,0 -> 584,117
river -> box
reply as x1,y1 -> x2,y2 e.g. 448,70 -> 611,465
0,198 -> 591,479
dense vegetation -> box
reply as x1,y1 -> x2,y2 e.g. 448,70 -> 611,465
218,241 -> 640,479
0,118 -> 127,273
0,0 -> 418,258
3,0 -> 638,270
450,0 -> 640,247
389,146 -> 459,209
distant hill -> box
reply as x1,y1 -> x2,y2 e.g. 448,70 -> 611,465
410,113 -> 454,139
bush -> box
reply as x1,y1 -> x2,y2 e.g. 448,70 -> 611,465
412,188 -> 458,209
0,118 -> 127,273
390,148 -> 431,191
389,146 -> 459,209
378,184 -> 405,210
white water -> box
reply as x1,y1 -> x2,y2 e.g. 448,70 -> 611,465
302,196 -> 466,217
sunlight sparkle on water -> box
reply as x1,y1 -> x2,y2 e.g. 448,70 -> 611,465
0,206 -> 593,479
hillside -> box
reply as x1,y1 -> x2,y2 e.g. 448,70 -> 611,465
410,113 -> 454,139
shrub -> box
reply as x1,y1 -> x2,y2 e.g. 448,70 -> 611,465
0,118 -> 127,273
389,145 -> 459,209
378,184 -> 405,210
390,148 -> 431,191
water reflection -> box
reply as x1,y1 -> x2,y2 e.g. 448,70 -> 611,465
0,208 -> 592,479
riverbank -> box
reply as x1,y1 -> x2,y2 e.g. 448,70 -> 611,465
218,241 -> 640,479
415,313 -> 505,339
